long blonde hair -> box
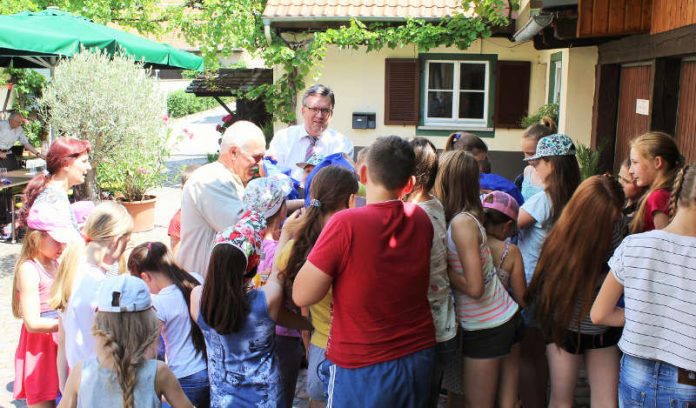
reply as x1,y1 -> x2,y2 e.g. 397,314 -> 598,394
11,229 -> 45,318
50,201 -> 134,311
629,132 -> 683,233
93,309 -> 159,408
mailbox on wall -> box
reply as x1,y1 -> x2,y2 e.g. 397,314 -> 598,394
352,112 -> 376,129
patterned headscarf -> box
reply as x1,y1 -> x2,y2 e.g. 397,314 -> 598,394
243,174 -> 293,218
214,211 -> 266,274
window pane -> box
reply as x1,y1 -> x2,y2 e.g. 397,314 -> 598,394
428,91 -> 453,118
428,63 -> 454,89
458,92 -> 484,119
459,63 -> 485,90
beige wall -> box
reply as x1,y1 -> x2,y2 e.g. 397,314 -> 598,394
276,37 -> 598,153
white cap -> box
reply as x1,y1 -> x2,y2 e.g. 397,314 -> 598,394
98,275 -> 152,313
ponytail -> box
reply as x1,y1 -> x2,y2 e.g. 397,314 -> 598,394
19,173 -> 50,227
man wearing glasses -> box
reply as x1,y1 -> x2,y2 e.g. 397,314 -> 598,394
268,84 -> 354,181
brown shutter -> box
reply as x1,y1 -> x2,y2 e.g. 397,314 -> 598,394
494,60 -> 531,128
384,58 -> 420,125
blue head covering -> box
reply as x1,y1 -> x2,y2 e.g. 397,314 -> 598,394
303,152 -> 356,207
261,158 -> 300,200
479,172 -> 525,206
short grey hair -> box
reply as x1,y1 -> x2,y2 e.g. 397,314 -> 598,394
302,84 -> 335,108
220,120 -> 265,151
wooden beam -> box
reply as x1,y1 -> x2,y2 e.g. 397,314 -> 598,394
650,58 -> 681,136
599,23 -> 696,64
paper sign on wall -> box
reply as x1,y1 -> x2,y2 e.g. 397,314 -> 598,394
636,99 -> 650,116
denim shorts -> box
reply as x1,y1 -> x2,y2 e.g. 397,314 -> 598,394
619,354 -> 696,407
325,347 -> 435,408
307,343 -> 330,402
178,368 -> 210,408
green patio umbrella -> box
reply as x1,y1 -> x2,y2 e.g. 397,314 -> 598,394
0,8 -> 204,71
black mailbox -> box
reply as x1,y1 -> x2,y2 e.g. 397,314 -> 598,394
352,112 -> 376,129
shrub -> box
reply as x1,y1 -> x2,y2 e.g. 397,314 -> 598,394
40,50 -> 169,201
520,103 -> 559,129
167,90 -> 219,118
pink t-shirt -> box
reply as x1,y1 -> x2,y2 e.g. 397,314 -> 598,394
168,209 -> 181,239
643,188 -> 670,231
308,201 -> 436,368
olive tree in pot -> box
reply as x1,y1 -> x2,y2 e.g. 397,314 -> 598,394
40,50 -> 170,231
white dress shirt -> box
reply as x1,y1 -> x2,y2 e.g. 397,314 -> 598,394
0,120 -> 29,150
268,125 -> 354,181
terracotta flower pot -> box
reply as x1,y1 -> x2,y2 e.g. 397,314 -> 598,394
120,195 -> 156,232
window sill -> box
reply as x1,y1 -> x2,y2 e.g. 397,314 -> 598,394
418,125 -> 494,132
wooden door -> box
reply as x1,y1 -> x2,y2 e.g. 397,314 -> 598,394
675,60 -> 696,163
615,64 -> 652,169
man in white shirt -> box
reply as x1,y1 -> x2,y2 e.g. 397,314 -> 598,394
268,84 -> 353,181
176,120 -> 266,276
0,111 -> 44,170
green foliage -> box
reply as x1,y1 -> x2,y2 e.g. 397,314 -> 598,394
520,103 -> 559,128
0,68 -> 47,146
575,141 -> 605,180
40,50 -> 169,201
166,90 -> 219,118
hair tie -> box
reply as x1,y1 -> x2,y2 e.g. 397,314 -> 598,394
81,232 -> 91,243
310,199 -> 321,208
146,242 -> 152,251
452,133 -> 462,142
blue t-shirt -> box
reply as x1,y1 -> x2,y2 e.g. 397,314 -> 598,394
518,191 -> 552,283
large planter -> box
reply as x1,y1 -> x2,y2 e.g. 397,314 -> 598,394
120,195 -> 156,232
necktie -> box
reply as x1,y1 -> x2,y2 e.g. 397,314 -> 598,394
305,136 -> 318,161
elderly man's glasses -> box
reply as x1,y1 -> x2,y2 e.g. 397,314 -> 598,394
304,105 -> 333,116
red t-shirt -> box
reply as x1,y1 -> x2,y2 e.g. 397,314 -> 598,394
168,209 -> 181,239
307,201 -> 436,368
643,188 -> 670,231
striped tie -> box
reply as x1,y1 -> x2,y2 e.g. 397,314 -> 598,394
305,136 -> 318,161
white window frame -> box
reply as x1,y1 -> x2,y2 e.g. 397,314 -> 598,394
423,60 -> 490,128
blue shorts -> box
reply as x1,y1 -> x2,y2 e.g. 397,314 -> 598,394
619,354 -> 696,407
307,344 -> 330,401
325,347 -> 435,408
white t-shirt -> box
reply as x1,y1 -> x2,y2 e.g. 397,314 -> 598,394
609,229 -> 696,371
152,273 -> 207,379
177,161 -> 245,277
0,120 -> 29,150
268,125 -> 354,181
62,263 -> 106,368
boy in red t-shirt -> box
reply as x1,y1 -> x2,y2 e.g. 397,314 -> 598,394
293,135 -> 436,407
168,164 -> 199,256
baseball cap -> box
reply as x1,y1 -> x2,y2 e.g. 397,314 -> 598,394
296,153 -> 325,169
481,191 -> 519,221
71,200 -> 96,227
27,201 -> 82,244
524,134 -> 576,161
97,275 -> 152,313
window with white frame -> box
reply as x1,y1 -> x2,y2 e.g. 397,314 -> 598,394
424,60 -> 490,127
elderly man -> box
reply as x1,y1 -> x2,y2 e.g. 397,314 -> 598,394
268,84 -> 353,181
0,111 -> 44,170
176,120 -> 266,276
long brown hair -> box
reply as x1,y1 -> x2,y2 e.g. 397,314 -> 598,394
433,150 -> 482,222
542,155 -> 581,226
629,132 -> 683,232
127,242 -> 206,357
525,175 -> 625,346
282,166 -> 358,300
201,244 -> 250,334
93,309 -> 160,408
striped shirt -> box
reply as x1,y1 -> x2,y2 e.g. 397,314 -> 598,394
609,229 -> 696,371
447,212 -> 518,331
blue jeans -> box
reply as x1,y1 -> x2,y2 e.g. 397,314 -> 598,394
619,354 -> 696,407
176,368 -> 210,408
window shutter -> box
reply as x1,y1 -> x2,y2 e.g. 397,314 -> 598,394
385,58 -> 420,125
494,61 -> 531,128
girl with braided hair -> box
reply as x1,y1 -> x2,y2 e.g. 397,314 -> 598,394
59,275 -> 191,408
592,164 -> 696,406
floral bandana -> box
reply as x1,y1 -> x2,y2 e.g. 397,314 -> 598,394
214,211 -> 266,274
524,133 -> 577,161
243,174 -> 293,218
